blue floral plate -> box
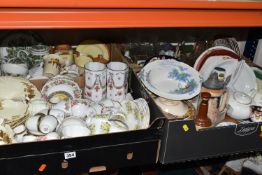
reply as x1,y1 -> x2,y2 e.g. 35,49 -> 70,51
139,59 -> 201,100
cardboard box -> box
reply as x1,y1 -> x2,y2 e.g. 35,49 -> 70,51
0,46 -> 164,175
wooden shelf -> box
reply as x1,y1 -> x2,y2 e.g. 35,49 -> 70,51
0,9 -> 262,29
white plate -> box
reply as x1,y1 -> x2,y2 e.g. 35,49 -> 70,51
41,77 -> 82,102
194,46 -> 239,71
199,56 -> 239,82
216,122 -> 236,127
0,99 -> 28,121
76,40 -> 110,62
139,59 -> 201,100
0,76 -> 41,100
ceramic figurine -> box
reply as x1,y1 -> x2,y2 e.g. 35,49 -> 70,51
250,105 -> 262,122
202,67 -> 229,125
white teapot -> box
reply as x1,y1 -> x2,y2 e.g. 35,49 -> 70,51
227,91 -> 252,120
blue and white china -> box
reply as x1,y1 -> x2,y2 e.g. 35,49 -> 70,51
139,59 -> 201,100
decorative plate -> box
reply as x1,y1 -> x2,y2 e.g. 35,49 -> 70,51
0,99 -> 28,121
139,59 -> 201,100
0,76 -> 41,101
41,78 -> 82,102
76,40 -> 110,63
143,55 -> 178,67
194,46 -> 240,71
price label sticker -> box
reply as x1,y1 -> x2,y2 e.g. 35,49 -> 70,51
183,124 -> 189,132
64,152 -> 76,160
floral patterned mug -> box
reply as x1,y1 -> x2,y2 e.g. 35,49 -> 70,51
106,62 -> 129,102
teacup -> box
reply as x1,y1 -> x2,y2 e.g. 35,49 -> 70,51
52,100 -> 72,116
38,132 -> 60,141
49,109 -> 65,124
43,54 -> 64,78
39,115 -> 58,134
22,135 -> 38,143
37,108 -> 65,124
90,103 -> 103,115
61,125 -> 90,138
86,114 -> 128,135
100,99 -> 122,109
71,99 -> 90,119
57,117 -> 86,133
28,99 -> 49,116
25,114 -> 45,135
134,98 -> 150,129
13,124 -> 26,135
15,132 -> 27,143
120,100 -> 142,130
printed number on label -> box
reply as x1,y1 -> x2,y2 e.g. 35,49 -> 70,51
64,152 -> 76,159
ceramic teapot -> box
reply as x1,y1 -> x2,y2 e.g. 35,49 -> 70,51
227,91 -> 252,120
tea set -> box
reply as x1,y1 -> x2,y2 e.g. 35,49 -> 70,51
11,95 -> 150,142
0,32 -> 110,80
0,66 -> 150,144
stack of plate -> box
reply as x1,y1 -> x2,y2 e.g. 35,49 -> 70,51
0,76 -> 41,128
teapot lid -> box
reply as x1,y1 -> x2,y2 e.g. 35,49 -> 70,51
233,91 -> 252,105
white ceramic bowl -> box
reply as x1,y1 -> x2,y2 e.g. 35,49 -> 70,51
57,117 -> 86,133
61,125 -> 90,138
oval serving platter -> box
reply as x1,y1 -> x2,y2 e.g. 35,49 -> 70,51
139,59 -> 201,100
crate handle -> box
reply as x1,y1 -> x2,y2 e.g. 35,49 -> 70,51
89,166 -> 107,173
